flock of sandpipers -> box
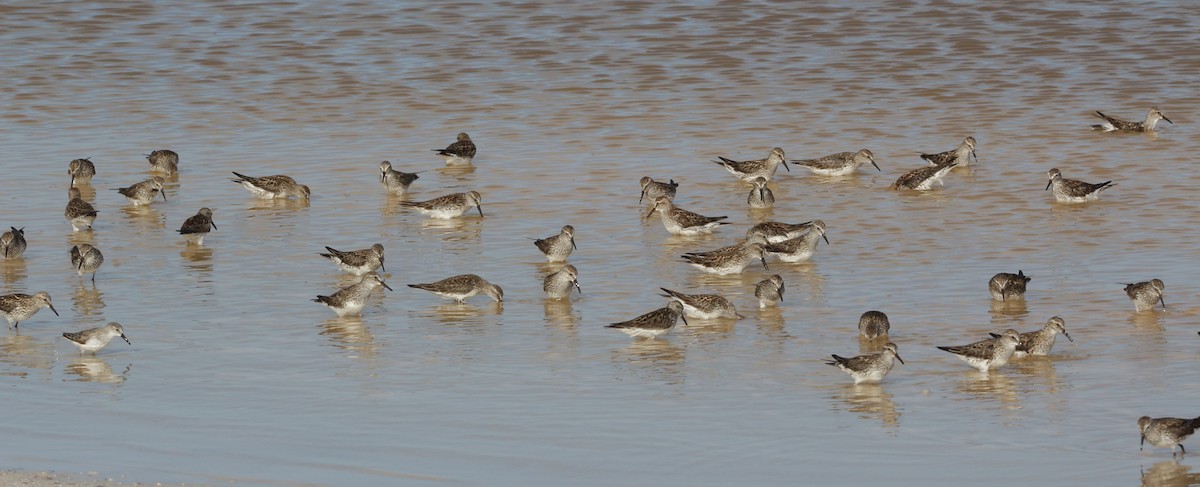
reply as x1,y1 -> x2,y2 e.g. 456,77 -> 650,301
0,108 -> 1196,455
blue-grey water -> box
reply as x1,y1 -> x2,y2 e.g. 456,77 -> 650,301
2,1 -> 1199,485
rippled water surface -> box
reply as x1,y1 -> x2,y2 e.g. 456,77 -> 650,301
2,1 -> 1200,485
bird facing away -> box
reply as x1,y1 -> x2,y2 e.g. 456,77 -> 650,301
754,274 -> 785,308
645,196 -> 728,235
1140,416 -> 1200,456
1124,279 -> 1166,312
312,273 -> 392,317
921,136 -> 977,167
1,227 -> 27,259
67,158 -> 96,186
534,225 -> 576,262
827,342 -> 904,384
70,244 -> 104,283
747,177 -> 775,209
65,187 -> 99,231
231,172 -> 311,199
408,274 -> 503,303
713,147 -> 789,182
432,132 -> 477,165
659,287 -> 742,320
606,300 -> 688,339
543,265 -> 582,300
988,270 -> 1031,301
178,207 -> 217,245
791,149 -> 880,176
990,316 -> 1072,358
400,191 -> 484,219
893,161 -> 957,190
937,329 -> 1021,373
639,177 -> 679,204
319,244 -> 385,276
0,291 -> 58,328
858,310 -> 890,340
146,149 -> 179,173
63,322 -> 130,355
1046,168 -> 1113,203
379,161 -> 420,193
1093,107 -> 1172,132
115,176 -> 167,205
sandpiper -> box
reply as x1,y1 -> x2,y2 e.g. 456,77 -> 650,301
408,274 -> 503,303
0,291 -> 58,328
70,244 -> 104,283
62,322 -> 130,355
231,172 -> 311,199
607,300 -> 688,339
791,149 -> 880,176
681,237 -> 769,275
1,227 -> 26,259
379,161 -> 420,193
645,196 -> 728,235
432,132 -> 476,165
67,158 -> 96,186
747,177 -> 775,209
146,149 -> 179,173
764,220 -> 829,263
659,287 -> 742,319
178,207 -> 217,245
713,147 -> 789,182
543,265 -> 582,300
1124,279 -> 1166,312
1046,168 -> 1113,203
313,273 -> 392,317
746,220 -> 814,243
1139,416 -> 1200,456
65,187 -> 99,231
827,342 -> 904,384
115,176 -> 167,205
755,274 -> 785,308
320,244 -> 385,275
534,225 -> 576,262
937,329 -> 1021,373
399,191 -> 483,219
988,270 -> 1031,301
893,161 -> 957,190
858,311 -> 890,340
639,177 -> 679,204
990,316 -> 1072,358
1093,107 -> 1172,132
921,136 -> 977,167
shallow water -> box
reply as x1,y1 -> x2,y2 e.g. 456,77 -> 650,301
2,1 -> 1199,485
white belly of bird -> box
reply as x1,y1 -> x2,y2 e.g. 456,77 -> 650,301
808,165 -> 856,176
771,247 -> 816,263
689,257 -> 751,275
675,301 -> 724,320
616,327 -> 671,339
329,301 -> 366,317
421,207 -> 467,219
240,182 -> 281,199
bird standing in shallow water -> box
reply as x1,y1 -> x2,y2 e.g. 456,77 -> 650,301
1139,416 -> 1200,456
379,161 -> 420,194
990,316 -> 1072,358
1124,279 -> 1166,312
1045,168 -> 1113,203
400,191 -> 484,219
791,149 -> 880,176
645,196 -> 728,236
63,322 -> 130,355
432,132 -> 477,165
747,177 -> 775,209
146,149 -> 179,173
319,244 -> 385,276
178,208 -> 217,245
713,147 -> 789,182
893,161 -> 957,191
0,227 -> 26,259
607,301 -> 688,339
754,275 -> 785,308
70,244 -> 104,283
921,136 -> 976,167
534,225 -> 576,262
858,311 -> 890,340
639,177 -> 678,204
313,273 -> 392,317
67,158 -> 96,186
827,342 -> 904,384
0,291 -> 58,329
937,329 -> 1021,373
1093,107 -> 1172,132
988,270 -> 1031,301
231,172 -> 311,200
65,188 -> 98,231
408,274 -> 503,303
543,265 -> 582,300
115,177 -> 167,206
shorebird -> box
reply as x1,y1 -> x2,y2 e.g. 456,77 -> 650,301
146,149 -> 179,173
645,196 -> 728,235
1046,168 -> 1113,203
115,177 -> 167,205
681,237 -> 769,275
713,147 -> 789,182
858,311 -> 890,340
65,188 -> 98,231
408,274 -> 503,303
319,244 -> 385,276
62,322 -> 130,355
399,191 -> 483,219
543,265 -> 582,300
67,158 -> 96,186
827,342 -> 904,384
70,244 -> 104,283
921,136 -> 977,167
178,208 -> 217,245
937,329 -> 1021,373
990,316 -> 1072,358
1093,107 -> 1172,132
754,275 -> 785,308
1139,416 -> 1200,456
432,132 -> 476,165
893,161 -> 957,190
1124,279 -> 1166,312
231,172 -> 310,199
534,225 -> 576,262
607,300 -> 687,339
659,287 -> 742,319
379,161 -> 420,193
313,273 -> 392,317
0,291 -> 58,328
746,220 -> 814,244
639,177 -> 679,204
791,149 -> 880,176
764,220 -> 828,262
0,227 -> 26,259
747,177 -> 775,209
988,270 -> 1031,301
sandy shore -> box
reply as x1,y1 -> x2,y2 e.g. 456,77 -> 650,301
1,470 -> 201,486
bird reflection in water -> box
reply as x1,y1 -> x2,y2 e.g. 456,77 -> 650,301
420,217 -> 482,243
121,205 -> 165,231
1,258 -> 27,287
611,339 -> 686,388
1141,460 -> 1200,487
988,298 -> 1029,320
0,334 -> 54,372
319,316 -> 378,359
65,356 -> 130,384
831,383 -> 900,429
956,371 -> 1020,412
542,299 -> 577,329
437,164 -> 475,180
427,301 -> 503,326
1129,312 -> 1166,331
70,283 -> 105,319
